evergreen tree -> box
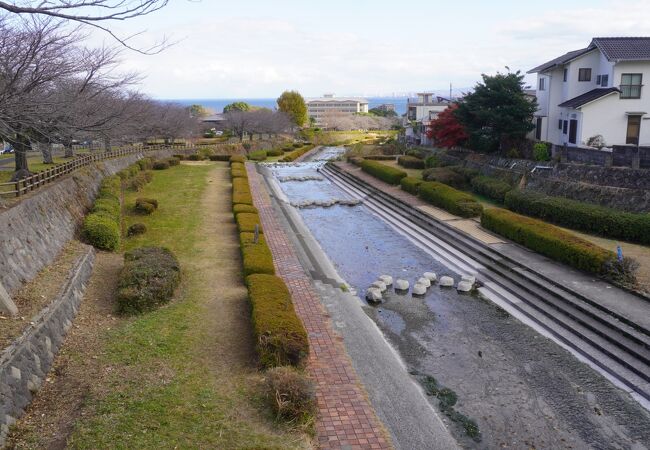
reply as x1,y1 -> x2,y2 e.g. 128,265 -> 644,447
277,91 -> 308,127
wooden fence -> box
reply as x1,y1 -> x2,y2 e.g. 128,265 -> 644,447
0,143 -> 210,198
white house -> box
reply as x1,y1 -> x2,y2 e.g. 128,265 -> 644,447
305,94 -> 369,124
405,93 -> 451,145
528,37 -> 650,148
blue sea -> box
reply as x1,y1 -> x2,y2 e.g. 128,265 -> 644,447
167,97 -> 410,116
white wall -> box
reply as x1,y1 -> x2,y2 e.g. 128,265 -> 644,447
566,49 -> 600,99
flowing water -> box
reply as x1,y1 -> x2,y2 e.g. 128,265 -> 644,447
265,147 -> 650,449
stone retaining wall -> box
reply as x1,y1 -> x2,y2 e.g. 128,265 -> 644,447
0,246 -> 95,445
0,148 -> 182,296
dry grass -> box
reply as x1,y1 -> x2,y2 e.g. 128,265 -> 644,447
0,240 -> 89,349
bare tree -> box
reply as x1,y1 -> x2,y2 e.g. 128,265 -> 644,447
0,0 -> 172,54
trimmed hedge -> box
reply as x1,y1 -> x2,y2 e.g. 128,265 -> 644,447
187,154 -> 203,161
241,241 -> 275,276
248,150 -> 268,161
360,160 -> 407,185
166,157 -> 181,166
419,181 -> 483,218
208,154 -> 231,161
245,274 -> 309,368
126,171 -> 153,191
127,222 -> 147,237
137,157 -> 154,170
505,190 -> 650,245
281,145 -> 315,162
82,213 -> 120,251
400,176 -> 423,195
117,246 -> 181,314
267,148 -> 284,157
471,176 -> 512,203
233,190 -> 253,205
230,155 -> 246,164
153,160 -> 170,170
234,204 -> 258,215
231,168 -> 248,178
481,208 -> 617,276
135,197 -> 158,215
83,175 -> 121,251
231,161 -> 245,171
422,167 -> 467,190
397,155 -> 425,169
237,212 -> 263,233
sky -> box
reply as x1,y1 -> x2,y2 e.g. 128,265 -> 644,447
86,0 -> 650,99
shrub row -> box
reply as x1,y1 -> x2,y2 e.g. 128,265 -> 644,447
246,274 -> 309,368
364,154 -> 397,161
481,208 -> 620,276
135,197 -> 158,215
232,173 -> 253,205
208,154 -> 231,161
400,176 -> 423,195
280,145 -> 315,162
419,181 -> 483,217
360,159 -> 407,185
471,176 -> 512,203
422,167 -> 466,189
82,175 -> 121,251
248,149 -> 268,161
230,171 -> 308,369
117,246 -> 181,314
504,190 -> 650,245
230,155 -> 247,164
397,155 -> 425,169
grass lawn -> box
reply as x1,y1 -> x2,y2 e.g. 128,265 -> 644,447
8,162 -> 310,449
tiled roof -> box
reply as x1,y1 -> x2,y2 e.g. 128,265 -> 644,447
592,37 -> 650,61
558,88 -> 620,109
527,48 -> 591,74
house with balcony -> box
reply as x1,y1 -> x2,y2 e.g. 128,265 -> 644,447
404,93 -> 451,145
528,37 -> 650,148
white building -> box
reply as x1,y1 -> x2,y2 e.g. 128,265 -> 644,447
306,94 -> 369,124
528,37 -> 650,148
405,93 -> 451,146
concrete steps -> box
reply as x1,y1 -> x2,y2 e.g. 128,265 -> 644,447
321,163 -> 650,403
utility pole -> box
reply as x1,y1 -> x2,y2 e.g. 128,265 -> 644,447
449,83 -> 452,101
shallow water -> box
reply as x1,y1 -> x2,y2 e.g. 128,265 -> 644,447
269,147 -> 650,449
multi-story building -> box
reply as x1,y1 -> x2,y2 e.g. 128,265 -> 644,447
405,93 -> 451,145
528,37 -> 650,148
305,94 -> 369,124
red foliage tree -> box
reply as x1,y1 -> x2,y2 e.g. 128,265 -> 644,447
426,104 -> 468,148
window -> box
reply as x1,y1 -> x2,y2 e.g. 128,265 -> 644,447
535,117 -> 543,140
596,75 -> 602,85
620,73 -> 643,99
601,74 -> 609,87
563,120 -> 568,134
558,119 -> 563,129
563,68 -> 568,82
626,115 -> 641,145
538,77 -> 545,91
578,68 -> 592,82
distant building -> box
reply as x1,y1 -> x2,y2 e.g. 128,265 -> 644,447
405,93 -> 452,146
306,94 -> 369,124
373,103 -> 395,112
528,37 -> 650,147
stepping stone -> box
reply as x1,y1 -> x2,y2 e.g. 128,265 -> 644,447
379,275 -> 393,286
412,283 -> 427,296
423,272 -> 437,282
394,279 -> 409,291
371,280 -> 387,292
417,277 -> 431,288
457,280 -> 473,292
366,288 -> 383,303
439,276 -> 454,287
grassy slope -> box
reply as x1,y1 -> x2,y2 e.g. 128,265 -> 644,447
68,163 -> 309,449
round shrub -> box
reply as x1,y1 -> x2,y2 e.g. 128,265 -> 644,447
172,154 -> 186,161
136,197 -> 159,209
187,154 -> 203,161
166,156 -> 181,166
153,160 -> 170,170
137,157 -> 154,170
127,222 -> 147,237
422,167 -> 466,189
267,148 -> 284,157
127,171 -> 153,191
117,247 -> 181,314
265,366 -> 316,422
82,212 -> 120,251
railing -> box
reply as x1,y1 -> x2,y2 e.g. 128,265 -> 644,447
0,143 -> 211,198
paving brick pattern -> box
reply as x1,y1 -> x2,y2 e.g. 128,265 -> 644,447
246,164 -> 392,449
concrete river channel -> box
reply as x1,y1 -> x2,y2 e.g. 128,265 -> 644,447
259,146 -> 650,450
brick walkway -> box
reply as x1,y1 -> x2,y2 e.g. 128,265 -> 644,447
246,164 -> 392,449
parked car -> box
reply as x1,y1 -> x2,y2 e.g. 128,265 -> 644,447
1,144 -> 14,154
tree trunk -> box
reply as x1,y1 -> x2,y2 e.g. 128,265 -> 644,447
41,143 -> 54,164
64,139 -> 74,158
8,135 -> 32,180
